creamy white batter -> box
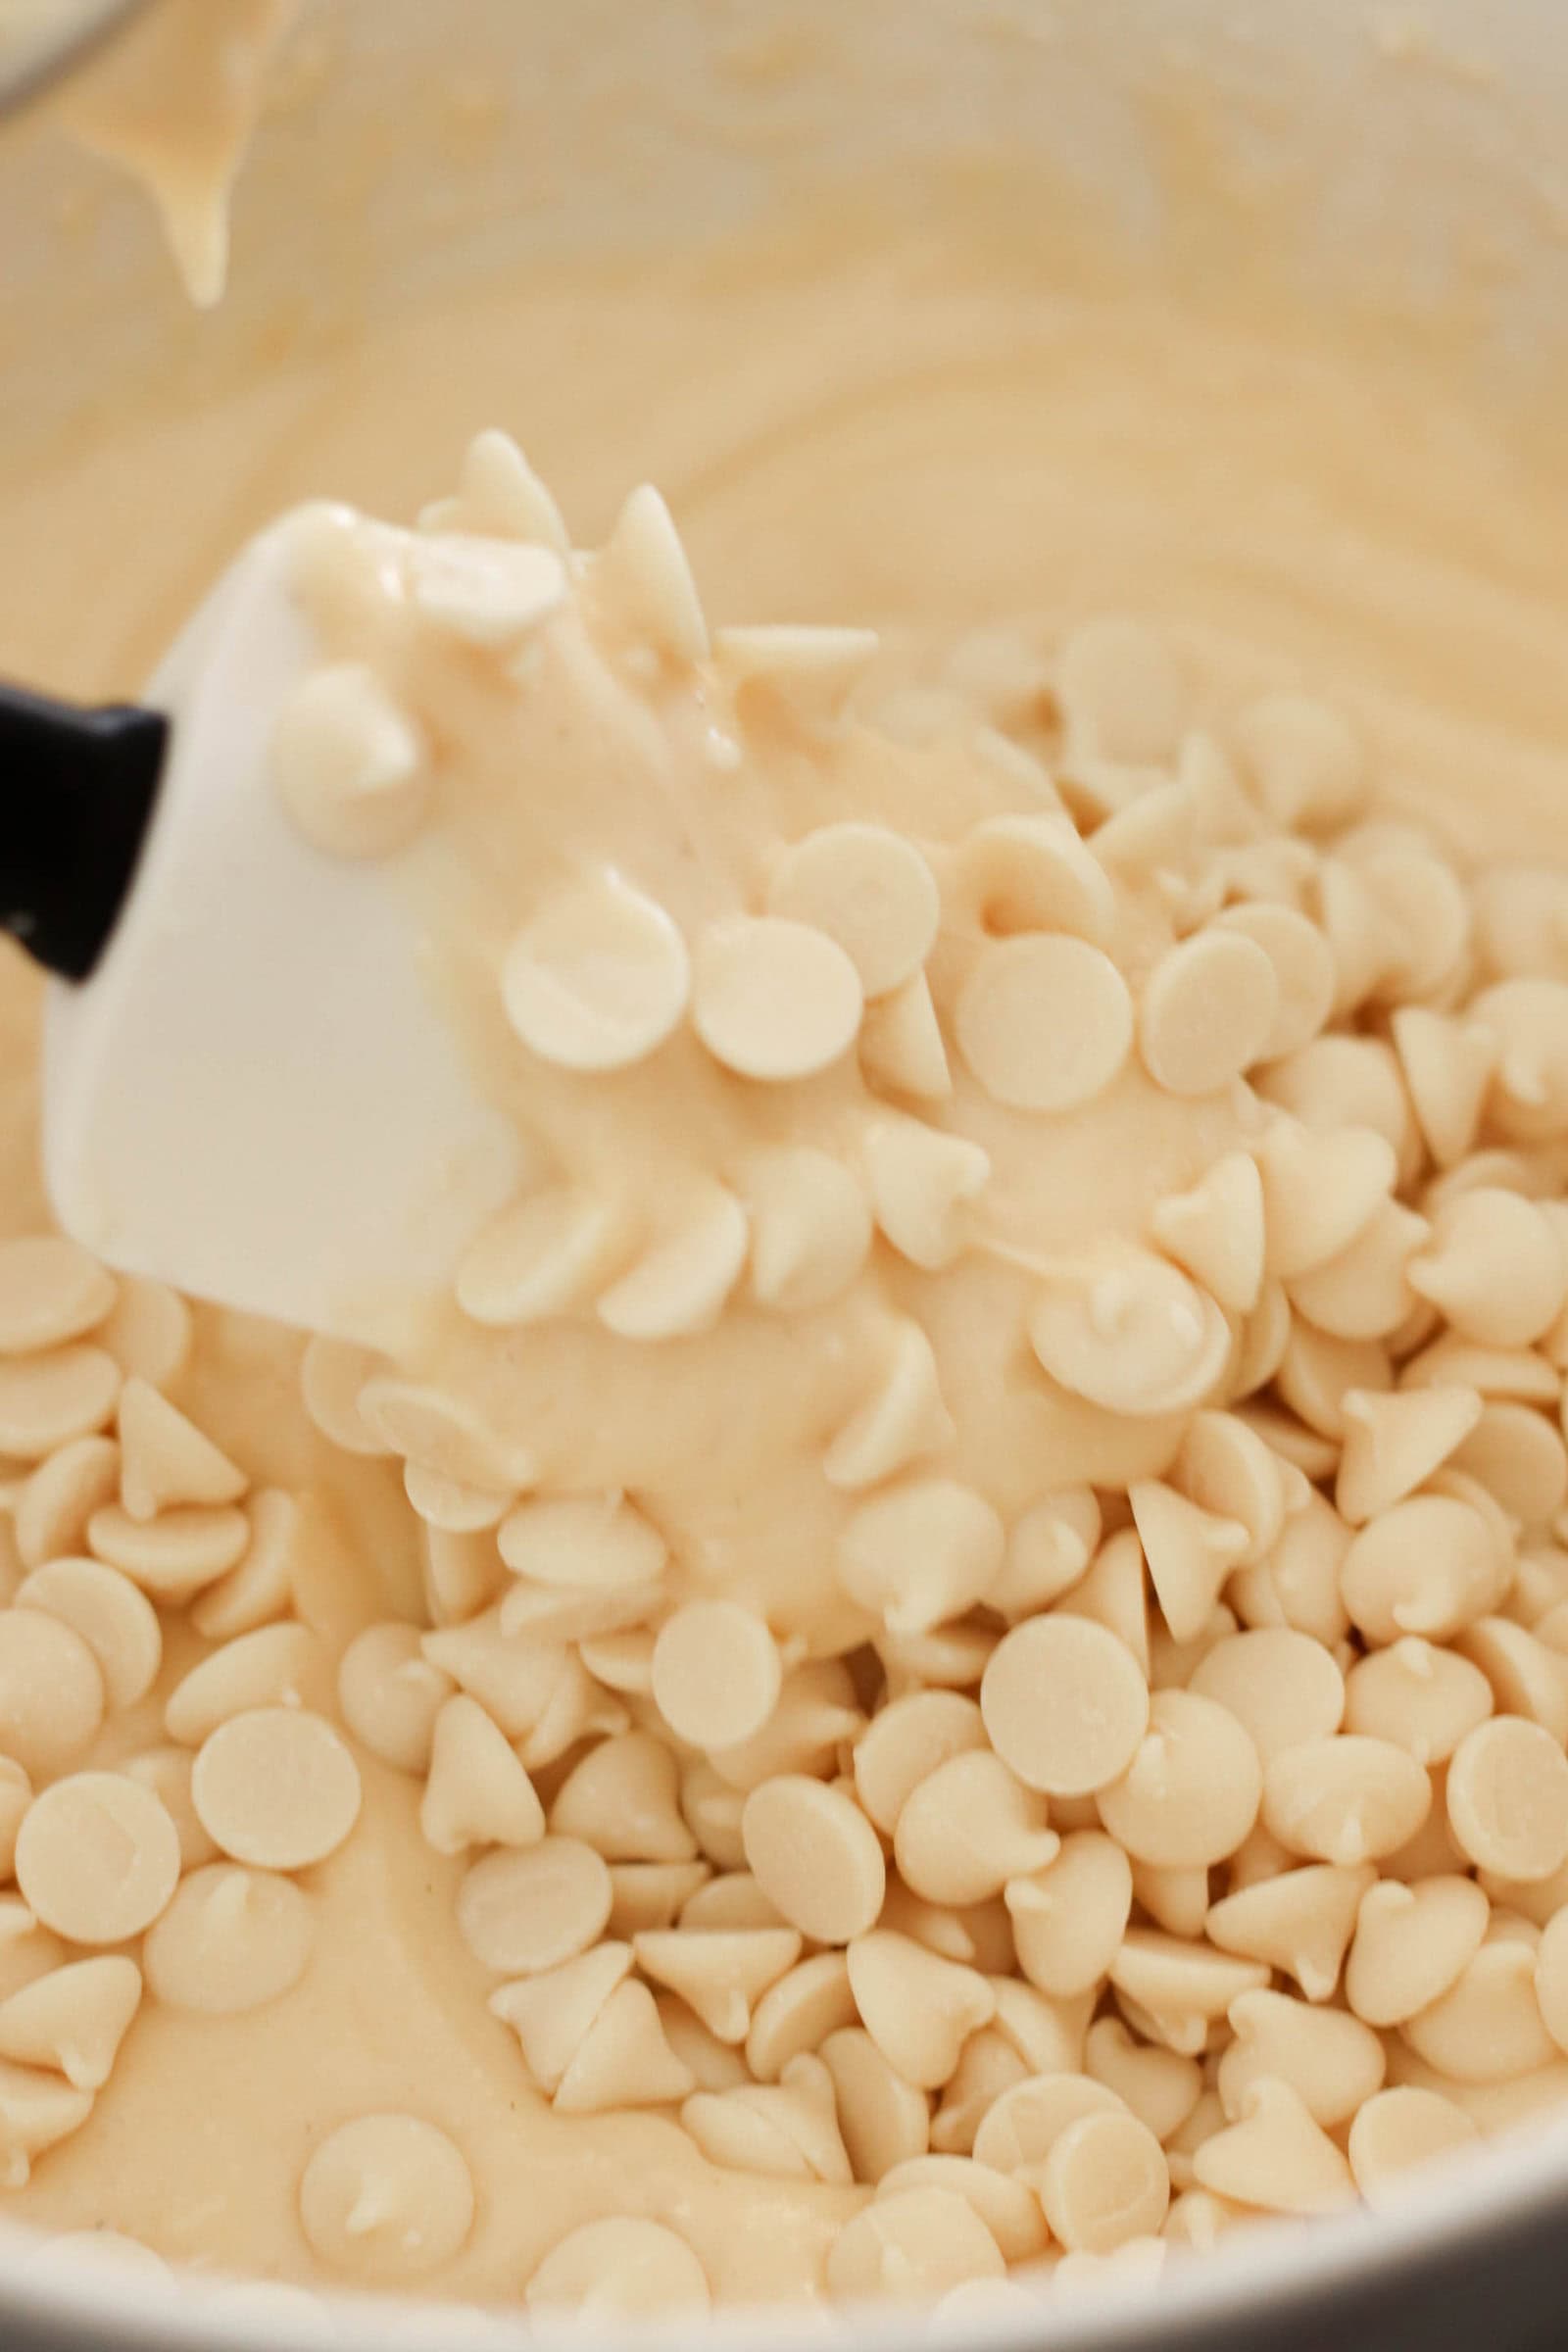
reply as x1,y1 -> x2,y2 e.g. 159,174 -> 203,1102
3,18 -> 1568,2313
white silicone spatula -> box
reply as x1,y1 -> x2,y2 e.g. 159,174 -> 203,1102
7,514 -> 524,1348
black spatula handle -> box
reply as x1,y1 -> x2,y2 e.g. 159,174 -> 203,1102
0,685 -> 167,982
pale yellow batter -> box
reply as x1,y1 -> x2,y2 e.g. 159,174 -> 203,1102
4,9 -> 1568,2317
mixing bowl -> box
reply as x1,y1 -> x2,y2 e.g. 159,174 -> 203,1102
3,2 -> 1568,2345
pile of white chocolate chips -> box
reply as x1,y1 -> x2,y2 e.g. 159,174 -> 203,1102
14,429 -> 1568,2315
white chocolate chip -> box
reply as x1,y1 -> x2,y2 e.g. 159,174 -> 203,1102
1173,1411 -> 1292,1565
86,1501 -> 250,1600
15,1557 -> 161,1713
490,1941 -> 632,2093
299,1337 -> 390,1458
852,1692 -> 987,1837
1149,1152 -> 1266,1314
1030,1248 -> 1230,1418
828,2185 -> 1004,2300
745,1953 -> 858,2082
846,1931 -> 994,2090
1262,1737 -> 1431,1866
527,2217 -> 710,2317
499,1494 -> 665,1592
693,915 -> 863,1081
838,1479 -> 1003,1636
742,1777 -> 885,1944
0,1955 -> 140,2090
555,1979 -> 696,2113
1084,2017 -> 1201,2144
1285,1199 -> 1426,1344
13,1435 -> 120,1573
1345,1876 -> 1489,2027
552,1732 -> 696,1864
1097,1690 -> 1262,1869
502,872 -> 690,1072
1130,1483 -> 1249,1645
1473,977 -> 1568,1141
0,1348 -> 119,1462
420,1696 -> 546,1857
1446,1716 -> 1568,1881
0,1239 -> 115,1356
970,2068 -> 1124,2173
1056,1529 -> 1152,1675
192,1709 -> 362,1871
96,1278 -> 190,1391
598,485 -> 708,662
1456,1616 -> 1568,1741
0,2062 -> 92,2184
859,959 -> 958,1105
1341,1496 -> 1504,1645
681,2053 -> 852,2182
895,1750 -> 1056,1905
1348,2085 -> 1480,2200
1342,1639 -> 1493,1765
1187,1630 -> 1345,1766
456,1187 -> 628,1327
190,1489 -> 303,1642
1534,1908 -> 1568,2055
300,2113 -> 474,2279
119,1748 -> 217,1873
272,663 -> 427,858
1335,1386 -> 1484,1526
633,1928 -> 802,2045
1400,1940 -> 1557,2082
1253,1119 -> 1396,1281
426,428 -> 569,551
1192,2077 -> 1353,2214
597,1176 -> 752,1345
165,1623 -> 328,1746
414,530 -> 566,648
956,812 -> 1116,945
990,1489 -> 1102,1621
877,2154 -> 1047,2263
823,1318 -> 954,1491
457,1838 -> 612,1974
403,1460 -> 511,1534
337,1623 -> 452,1774
1218,1986 -> 1384,2126
956,935 -> 1132,1112
1005,1832 -> 1133,1998
741,1148 -> 871,1312
0,1609 -> 105,1777
144,1864 -> 316,2015
981,1617 -> 1149,1795
1039,2107 -> 1170,2253
768,823 -> 939,999
1392,1007 -> 1496,1169
1206,1863 -> 1375,2002
863,1116 -> 990,1269
653,1603 -> 782,1750
0,1763 -> 31,1883
714,623 -> 878,709
17,1774 -> 179,1943
117,1379 -> 245,1523
1213,903 -> 1336,1062
1453,1403 -> 1568,1530
1139,931 -> 1278,1098
1409,1189 -> 1567,1347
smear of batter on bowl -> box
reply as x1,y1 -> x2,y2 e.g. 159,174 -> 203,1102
5,411 -> 1568,2314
